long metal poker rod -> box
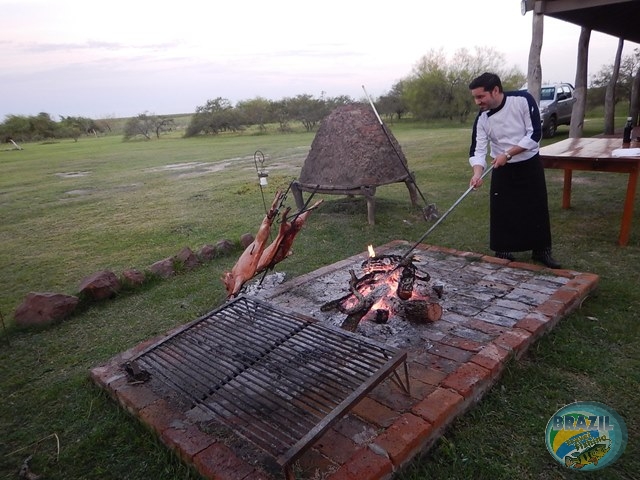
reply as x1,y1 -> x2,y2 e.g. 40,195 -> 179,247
362,85 -> 432,208
396,165 -> 494,265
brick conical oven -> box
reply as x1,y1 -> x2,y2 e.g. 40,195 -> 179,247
291,104 -> 419,224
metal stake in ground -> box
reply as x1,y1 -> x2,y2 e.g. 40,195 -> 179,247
396,165 -> 494,265
362,85 -> 439,221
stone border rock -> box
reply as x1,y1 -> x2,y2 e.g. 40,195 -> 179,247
12,237 -> 249,328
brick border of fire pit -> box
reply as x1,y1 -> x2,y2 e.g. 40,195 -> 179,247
90,241 -> 599,480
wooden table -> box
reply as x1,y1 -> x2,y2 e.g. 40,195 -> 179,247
539,137 -> 640,246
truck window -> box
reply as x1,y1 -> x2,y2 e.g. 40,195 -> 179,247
540,87 -> 554,101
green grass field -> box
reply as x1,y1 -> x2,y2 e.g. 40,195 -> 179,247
1,120 -> 638,479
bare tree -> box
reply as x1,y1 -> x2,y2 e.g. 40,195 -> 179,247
603,39 -> 624,135
152,116 -> 175,139
123,114 -> 152,140
569,27 -> 591,138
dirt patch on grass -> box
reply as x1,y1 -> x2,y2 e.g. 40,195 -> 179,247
146,148 -> 309,180
146,161 -> 234,178
56,171 -> 91,178
65,189 -> 93,196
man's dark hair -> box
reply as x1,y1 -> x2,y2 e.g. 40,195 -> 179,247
469,72 -> 503,92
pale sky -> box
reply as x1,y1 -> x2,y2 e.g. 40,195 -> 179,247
1,0 -> 637,119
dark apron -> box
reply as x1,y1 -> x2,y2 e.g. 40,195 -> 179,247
489,154 -> 552,252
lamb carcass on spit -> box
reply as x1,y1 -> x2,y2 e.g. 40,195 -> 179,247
256,198 -> 323,273
222,191 -> 284,298
222,192 -> 323,298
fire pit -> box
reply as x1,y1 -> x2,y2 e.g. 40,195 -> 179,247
91,241 -> 599,480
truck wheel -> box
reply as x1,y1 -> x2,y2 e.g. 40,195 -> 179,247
544,117 -> 557,138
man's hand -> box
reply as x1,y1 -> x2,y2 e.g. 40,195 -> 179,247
491,153 -> 509,169
469,165 -> 485,189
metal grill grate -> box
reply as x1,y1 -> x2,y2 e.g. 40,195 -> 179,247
129,296 -> 408,477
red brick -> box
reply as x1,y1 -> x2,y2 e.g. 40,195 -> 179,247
408,362 -> 448,386
332,414 -> 376,441
419,328 -> 449,342
192,443 -> 258,480
570,280 -> 599,300
481,255 -> 511,266
493,328 -> 533,358
374,413 -> 433,465
315,427 -> 358,464
115,383 -> 159,414
429,342 -> 473,363
441,362 -> 491,398
368,380 -> 416,412
575,272 -> 600,289
411,387 -> 465,432
407,379 -> 437,401
515,314 -> 548,336
138,398 -> 180,434
580,284 -> 599,301
413,351 -> 460,374
161,422 -> 216,462
466,318 -> 507,336
439,336 -> 485,353
535,299 -> 565,319
325,446 -> 394,480
550,268 -> 575,278
89,364 -> 127,390
469,343 -> 511,376
352,396 -> 400,428
510,261 -> 546,272
456,250 -> 483,260
428,245 -> 459,255
549,287 -> 580,307
297,448 -> 339,479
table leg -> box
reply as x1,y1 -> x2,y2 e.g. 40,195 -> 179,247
562,169 -> 572,209
619,169 -> 639,246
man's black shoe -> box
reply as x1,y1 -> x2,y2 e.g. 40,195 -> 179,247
532,249 -> 562,269
495,251 -> 515,261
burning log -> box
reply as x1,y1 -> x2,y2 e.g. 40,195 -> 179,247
401,300 -> 443,323
396,263 -> 415,300
337,270 -> 391,331
322,253 -> 442,330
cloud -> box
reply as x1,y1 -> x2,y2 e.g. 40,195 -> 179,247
0,0 -> 635,118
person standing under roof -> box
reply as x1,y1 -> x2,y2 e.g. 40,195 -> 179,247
468,72 -> 561,269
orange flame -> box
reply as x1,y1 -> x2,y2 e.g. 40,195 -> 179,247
367,245 -> 375,257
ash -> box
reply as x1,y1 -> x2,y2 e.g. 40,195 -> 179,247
241,272 -> 287,298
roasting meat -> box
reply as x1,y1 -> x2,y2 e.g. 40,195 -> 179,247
222,191 -> 284,297
255,206 -> 291,274
222,193 -> 323,298
268,200 -> 323,268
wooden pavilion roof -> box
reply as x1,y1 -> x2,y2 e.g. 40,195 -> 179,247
524,0 -> 640,43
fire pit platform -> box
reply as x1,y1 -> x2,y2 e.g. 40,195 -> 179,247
90,241 -> 599,480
